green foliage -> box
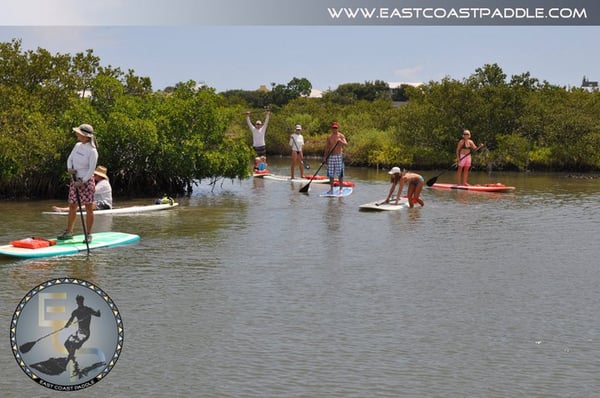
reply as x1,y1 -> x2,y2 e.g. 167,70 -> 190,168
3,39 -> 600,199
493,133 -> 530,171
347,128 -> 411,168
323,80 -> 391,104
221,77 -> 312,108
0,41 -> 252,199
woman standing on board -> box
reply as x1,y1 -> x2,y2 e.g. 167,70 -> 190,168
456,129 -> 481,186
57,124 -> 98,243
289,124 -> 305,179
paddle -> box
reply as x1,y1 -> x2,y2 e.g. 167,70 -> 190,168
291,135 -> 310,169
19,315 -> 90,354
375,195 -> 406,206
19,325 -> 69,354
72,175 -> 90,255
426,144 -> 485,187
299,141 -> 340,193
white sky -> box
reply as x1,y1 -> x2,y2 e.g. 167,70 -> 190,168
1,3 -> 599,92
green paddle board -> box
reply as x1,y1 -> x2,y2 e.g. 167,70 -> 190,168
0,232 -> 140,259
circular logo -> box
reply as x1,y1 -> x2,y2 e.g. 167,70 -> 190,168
10,278 -> 123,391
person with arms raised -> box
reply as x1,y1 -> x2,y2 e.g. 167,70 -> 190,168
246,109 -> 271,158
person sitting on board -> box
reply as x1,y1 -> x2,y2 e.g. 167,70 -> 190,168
289,124 -> 305,179
246,109 -> 271,158
52,165 -> 112,212
57,124 -> 98,243
253,156 -> 268,172
456,129 -> 481,186
324,122 -> 348,194
388,168 -> 425,208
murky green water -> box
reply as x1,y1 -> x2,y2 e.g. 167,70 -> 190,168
1,160 -> 599,397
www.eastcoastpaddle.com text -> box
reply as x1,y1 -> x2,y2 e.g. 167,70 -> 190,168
327,7 -> 588,21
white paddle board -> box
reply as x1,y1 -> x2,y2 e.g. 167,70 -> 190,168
43,203 -> 178,216
359,198 -> 409,211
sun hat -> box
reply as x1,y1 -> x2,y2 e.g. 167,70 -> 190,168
255,120 -> 263,125
331,122 -> 339,128
73,124 -> 94,137
295,124 -> 302,130
388,166 -> 402,174
94,165 -> 109,180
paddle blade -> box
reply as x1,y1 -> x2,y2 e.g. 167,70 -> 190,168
19,341 -> 36,354
299,183 -> 310,193
426,176 -> 437,187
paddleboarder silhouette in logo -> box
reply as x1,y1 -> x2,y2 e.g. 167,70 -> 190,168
26,294 -> 103,379
64,295 -> 100,372
63,295 -> 101,376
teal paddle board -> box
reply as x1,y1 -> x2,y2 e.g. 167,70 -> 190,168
0,232 -> 140,259
319,186 -> 353,197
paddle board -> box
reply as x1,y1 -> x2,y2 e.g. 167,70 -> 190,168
0,232 -> 140,259
319,186 -> 353,197
262,174 -> 311,183
263,174 -> 354,186
43,203 -> 179,216
359,198 -> 409,211
430,183 -> 515,192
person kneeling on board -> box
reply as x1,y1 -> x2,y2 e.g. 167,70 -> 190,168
383,167 -> 425,208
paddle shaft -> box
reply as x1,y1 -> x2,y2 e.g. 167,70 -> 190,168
72,175 -> 90,254
426,144 -> 484,187
19,315 -> 89,354
299,141 -> 340,193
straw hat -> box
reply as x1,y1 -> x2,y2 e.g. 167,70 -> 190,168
94,165 -> 109,180
73,124 -> 94,138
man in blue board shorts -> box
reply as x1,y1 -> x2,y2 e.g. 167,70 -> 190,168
324,122 -> 348,194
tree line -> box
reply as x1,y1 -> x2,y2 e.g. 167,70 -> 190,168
1,38 -> 599,199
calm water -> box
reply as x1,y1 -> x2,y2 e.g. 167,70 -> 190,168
1,159 -> 599,397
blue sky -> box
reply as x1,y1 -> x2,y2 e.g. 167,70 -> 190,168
1,25 -> 599,92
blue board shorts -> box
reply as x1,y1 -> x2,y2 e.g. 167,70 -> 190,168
327,154 -> 344,178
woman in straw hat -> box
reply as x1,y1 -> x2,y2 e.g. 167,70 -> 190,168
92,165 -> 112,210
56,124 -> 98,243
